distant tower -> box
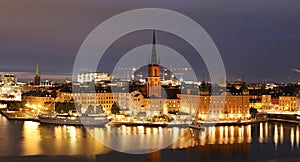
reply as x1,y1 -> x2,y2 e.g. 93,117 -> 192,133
147,30 -> 161,97
34,61 -> 40,85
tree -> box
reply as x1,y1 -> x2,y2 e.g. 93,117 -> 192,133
55,101 -> 76,113
50,90 -> 57,98
75,103 -> 82,114
85,105 -> 94,114
111,102 -> 120,115
6,101 -> 25,111
95,105 -> 104,114
249,107 -> 258,119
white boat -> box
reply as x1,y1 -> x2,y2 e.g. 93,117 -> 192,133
189,121 -> 206,130
38,111 -> 110,126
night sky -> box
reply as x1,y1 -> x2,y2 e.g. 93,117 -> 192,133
1,0 -> 300,82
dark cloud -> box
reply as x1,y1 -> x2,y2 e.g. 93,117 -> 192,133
0,0 -> 300,82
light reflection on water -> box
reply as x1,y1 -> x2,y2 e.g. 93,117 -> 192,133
170,125 -> 253,149
1,114 -> 300,157
86,125 -> 188,154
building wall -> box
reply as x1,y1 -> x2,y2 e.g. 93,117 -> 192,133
129,90 -> 180,117
56,91 -> 257,119
180,92 -> 250,120
296,94 -> 300,112
271,98 -> 279,106
262,95 -> 272,109
22,96 -> 55,111
164,99 -> 181,113
147,64 -> 161,97
279,96 -> 296,111
77,72 -> 111,83
57,92 -> 130,114
57,90 -> 182,117
130,91 -> 147,116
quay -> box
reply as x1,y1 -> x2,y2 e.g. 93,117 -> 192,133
110,121 -> 189,128
0,108 -> 39,122
1,109 -> 300,127
195,119 -> 269,127
268,118 -> 300,124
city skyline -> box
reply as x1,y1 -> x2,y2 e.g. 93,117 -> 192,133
2,1 -> 300,162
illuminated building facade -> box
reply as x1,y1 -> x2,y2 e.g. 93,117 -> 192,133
296,94 -> 300,112
180,92 -> 251,120
57,91 -> 130,114
22,91 -> 55,111
77,72 -> 112,83
130,90 -> 180,117
261,95 -> 272,109
279,96 -> 296,111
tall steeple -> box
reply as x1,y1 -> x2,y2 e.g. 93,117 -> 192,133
147,30 -> 161,97
35,62 -> 40,77
34,61 -> 40,85
151,30 -> 158,65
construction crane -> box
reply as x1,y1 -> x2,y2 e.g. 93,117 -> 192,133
169,66 -> 192,81
117,66 -> 138,80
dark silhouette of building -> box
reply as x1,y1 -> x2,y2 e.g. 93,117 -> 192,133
34,62 -> 40,85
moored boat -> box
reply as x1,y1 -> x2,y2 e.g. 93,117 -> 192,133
38,111 -> 111,126
189,121 -> 206,130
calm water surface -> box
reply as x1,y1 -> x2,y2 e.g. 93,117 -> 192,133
1,114 -> 300,162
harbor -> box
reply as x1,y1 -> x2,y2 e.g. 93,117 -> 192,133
1,112 -> 300,162
1,108 -> 299,128
0,108 -> 39,122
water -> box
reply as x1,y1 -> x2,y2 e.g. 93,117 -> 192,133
1,114 -> 300,162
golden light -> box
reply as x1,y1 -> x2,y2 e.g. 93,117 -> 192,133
219,114 -> 224,119
238,114 -> 242,118
211,114 -> 216,119
291,127 -> 294,149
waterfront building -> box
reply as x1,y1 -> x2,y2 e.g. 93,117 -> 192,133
249,95 -> 273,111
129,90 -> 180,117
180,92 -> 250,120
296,93 -> 300,112
22,91 -> 55,111
179,80 -> 251,120
130,91 -> 147,116
249,96 -> 262,109
57,91 -> 130,114
271,97 -> 279,109
261,95 -> 272,110
279,96 -> 296,111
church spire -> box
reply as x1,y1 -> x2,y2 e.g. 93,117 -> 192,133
35,61 -> 40,77
151,30 -> 158,65
147,30 -> 161,97
34,61 -> 40,85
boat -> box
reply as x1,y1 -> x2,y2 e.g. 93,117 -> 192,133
38,110 -> 111,126
189,121 -> 206,130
